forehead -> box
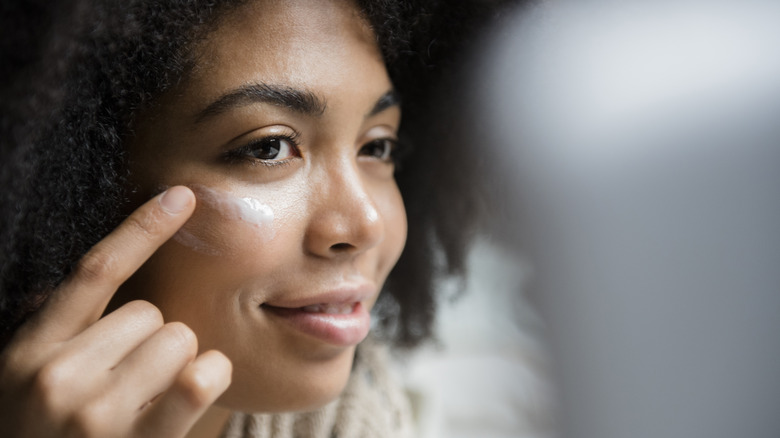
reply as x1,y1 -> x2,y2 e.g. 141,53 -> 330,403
185,0 -> 387,101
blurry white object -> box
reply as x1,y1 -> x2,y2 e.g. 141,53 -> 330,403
403,241 -> 555,438
477,1 -> 780,438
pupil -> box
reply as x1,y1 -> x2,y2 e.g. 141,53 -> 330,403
258,138 -> 281,159
368,141 -> 384,156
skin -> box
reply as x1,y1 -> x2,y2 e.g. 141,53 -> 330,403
0,188 -> 230,437
0,0 -> 406,437
121,0 -> 406,413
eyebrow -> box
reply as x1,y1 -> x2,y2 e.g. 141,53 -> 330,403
368,90 -> 400,117
194,83 -> 399,124
194,83 -> 327,123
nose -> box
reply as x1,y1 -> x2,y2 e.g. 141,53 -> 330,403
304,162 -> 384,258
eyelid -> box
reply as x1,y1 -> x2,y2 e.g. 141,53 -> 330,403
357,138 -> 401,167
221,124 -> 299,149
222,126 -> 302,166
361,124 -> 398,143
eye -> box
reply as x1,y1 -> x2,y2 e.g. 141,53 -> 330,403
225,134 -> 300,165
359,138 -> 397,162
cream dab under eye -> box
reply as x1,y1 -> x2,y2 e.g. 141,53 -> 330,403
173,185 -> 275,256
195,185 -> 274,228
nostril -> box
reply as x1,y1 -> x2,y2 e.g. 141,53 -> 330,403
330,242 -> 353,252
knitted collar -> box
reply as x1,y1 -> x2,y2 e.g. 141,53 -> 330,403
220,337 -> 414,438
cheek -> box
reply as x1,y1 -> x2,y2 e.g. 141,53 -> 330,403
135,186 -> 306,325
140,185 -> 308,307
174,185 -> 277,258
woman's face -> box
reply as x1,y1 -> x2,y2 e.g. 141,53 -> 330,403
119,0 -> 406,412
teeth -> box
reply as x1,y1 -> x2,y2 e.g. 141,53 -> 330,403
301,303 -> 354,314
302,305 -> 321,313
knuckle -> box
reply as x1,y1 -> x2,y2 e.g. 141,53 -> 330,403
34,361 -> 68,394
124,210 -> 162,240
75,249 -> 119,285
32,360 -> 72,410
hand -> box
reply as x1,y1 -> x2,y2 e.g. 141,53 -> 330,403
0,186 -> 232,438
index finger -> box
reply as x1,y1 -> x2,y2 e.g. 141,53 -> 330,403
22,186 -> 196,343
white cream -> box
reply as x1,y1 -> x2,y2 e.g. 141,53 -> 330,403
173,228 -> 223,256
235,196 -> 275,227
172,185 -> 276,256
194,185 -> 274,233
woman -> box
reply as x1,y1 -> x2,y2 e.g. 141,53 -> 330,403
0,0 -> 511,436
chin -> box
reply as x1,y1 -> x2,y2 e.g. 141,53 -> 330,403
216,345 -> 357,414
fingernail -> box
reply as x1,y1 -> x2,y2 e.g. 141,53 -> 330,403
159,186 -> 192,214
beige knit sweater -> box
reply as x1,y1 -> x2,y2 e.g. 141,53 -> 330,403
219,337 -> 415,438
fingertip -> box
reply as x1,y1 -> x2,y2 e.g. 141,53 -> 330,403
198,350 -> 233,392
158,186 -> 195,215
175,351 -> 232,409
133,350 -> 232,436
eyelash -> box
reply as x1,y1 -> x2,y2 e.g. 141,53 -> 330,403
359,138 -> 399,163
223,133 -> 404,167
223,132 -> 302,167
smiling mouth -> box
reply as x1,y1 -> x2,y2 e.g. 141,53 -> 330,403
299,302 -> 356,314
260,301 -> 369,346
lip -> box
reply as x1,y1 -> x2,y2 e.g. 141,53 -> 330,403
261,284 -> 374,346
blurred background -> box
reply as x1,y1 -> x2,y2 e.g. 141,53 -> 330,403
403,1 -> 780,437
402,239 -> 556,438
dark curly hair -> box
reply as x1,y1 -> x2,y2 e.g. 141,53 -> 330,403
0,0 -> 518,348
